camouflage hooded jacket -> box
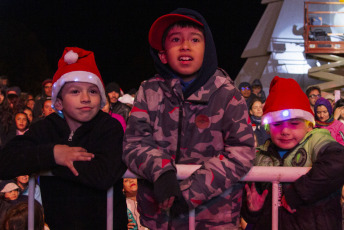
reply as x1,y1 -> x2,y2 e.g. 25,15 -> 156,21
123,69 -> 255,229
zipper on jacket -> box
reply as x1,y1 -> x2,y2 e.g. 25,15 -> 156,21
175,104 -> 183,163
68,131 -> 74,142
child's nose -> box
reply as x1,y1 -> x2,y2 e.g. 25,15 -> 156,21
81,92 -> 91,102
181,40 -> 191,50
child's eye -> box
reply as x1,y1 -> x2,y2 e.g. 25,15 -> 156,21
171,37 -> 180,42
271,123 -> 281,127
90,89 -> 99,94
191,38 -> 200,42
70,90 -> 79,94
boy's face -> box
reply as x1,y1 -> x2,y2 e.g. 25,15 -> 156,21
158,26 -> 205,81
252,86 -> 261,95
5,190 -> 19,201
54,82 -> 101,131
269,118 -> 312,150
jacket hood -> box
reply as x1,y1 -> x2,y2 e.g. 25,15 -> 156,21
149,8 -> 218,99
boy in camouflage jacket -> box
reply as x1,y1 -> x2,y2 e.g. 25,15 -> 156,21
123,8 -> 255,229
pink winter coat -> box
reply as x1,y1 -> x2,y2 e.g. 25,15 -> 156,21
319,120 -> 344,145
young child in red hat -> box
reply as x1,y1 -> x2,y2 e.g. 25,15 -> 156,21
0,47 -> 128,229
241,76 -> 344,230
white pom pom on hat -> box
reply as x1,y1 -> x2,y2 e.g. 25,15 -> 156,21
64,50 -> 79,65
52,47 -> 107,108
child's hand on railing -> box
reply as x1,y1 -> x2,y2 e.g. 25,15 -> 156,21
281,195 -> 296,213
245,183 -> 268,212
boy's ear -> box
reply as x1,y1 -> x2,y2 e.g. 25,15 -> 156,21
158,51 -> 168,64
54,98 -> 63,111
249,110 -> 253,115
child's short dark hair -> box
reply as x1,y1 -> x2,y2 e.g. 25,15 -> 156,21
161,20 -> 205,50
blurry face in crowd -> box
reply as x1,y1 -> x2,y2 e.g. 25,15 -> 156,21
123,178 -> 138,197
4,190 -> 19,201
252,86 -> 261,95
107,91 -> 119,104
316,105 -> 330,122
43,100 -> 54,117
44,83 -> 52,97
250,101 -> 263,117
17,175 -> 29,184
24,108 -> 33,123
269,118 -> 312,150
15,113 -> 28,132
240,86 -> 251,99
27,94 -> 34,100
308,89 -> 321,106
102,100 -> 110,113
26,99 -> 35,110
0,92 -> 4,104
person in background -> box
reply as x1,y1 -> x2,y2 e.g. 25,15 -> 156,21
23,107 -> 33,124
1,201 -> 47,230
239,82 -> 258,107
26,99 -> 35,111
314,97 -> 344,145
123,178 -> 149,230
334,98 -> 344,124
0,75 -> 9,89
105,82 -> 131,122
33,79 -> 52,119
249,98 -> 270,146
251,79 -> 266,103
0,87 -> 15,149
14,111 -> 29,135
305,85 -> 321,113
0,180 -> 27,224
15,175 -> 42,204
324,93 -> 335,109
102,96 -> 126,132
241,76 -> 344,230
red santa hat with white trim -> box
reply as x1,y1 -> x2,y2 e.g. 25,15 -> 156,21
52,47 -> 106,108
262,76 -> 315,125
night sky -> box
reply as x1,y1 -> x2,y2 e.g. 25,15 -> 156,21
0,0 -> 266,95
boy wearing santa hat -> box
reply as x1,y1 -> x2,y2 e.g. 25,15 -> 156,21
0,47 -> 128,229
241,76 -> 344,230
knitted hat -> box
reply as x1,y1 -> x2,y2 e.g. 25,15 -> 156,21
314,97 -> 333,120
105,82 -> 121,94
52,47 -> 106,108
149,13 -> 204,51
262,76 -> 315,125
42,79 -> 52,86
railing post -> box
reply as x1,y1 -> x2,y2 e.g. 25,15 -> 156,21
271,181 -> 279,230
28,177 -> 35,230
107,186 -> 114,230
189,209 -> 195,230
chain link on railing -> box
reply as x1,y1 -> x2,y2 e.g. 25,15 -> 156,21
27,166 -> 310,230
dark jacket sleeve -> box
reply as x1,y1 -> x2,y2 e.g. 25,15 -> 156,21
285,142 -> 344,209
51,116 -> 127,190
0,122 -> 57,179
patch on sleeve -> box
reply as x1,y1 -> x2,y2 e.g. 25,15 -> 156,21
195,114 -> 210,129
291,148 -> 307,166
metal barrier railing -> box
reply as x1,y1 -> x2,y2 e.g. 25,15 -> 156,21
27,166 -> 310,230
